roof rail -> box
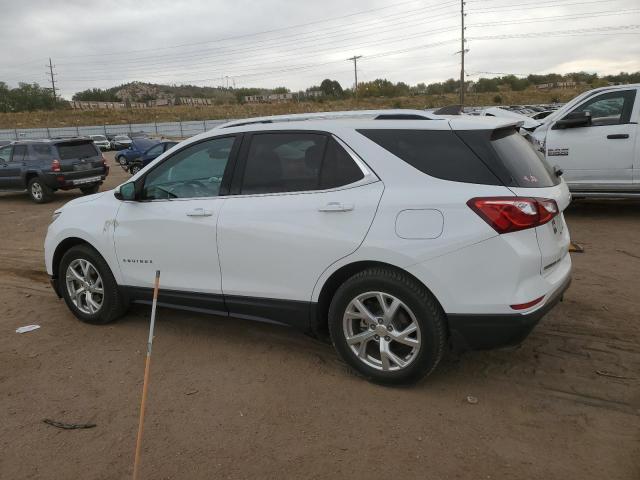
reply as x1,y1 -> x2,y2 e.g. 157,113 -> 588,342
217,109 -> 442,129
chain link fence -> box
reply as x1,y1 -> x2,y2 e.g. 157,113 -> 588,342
0,119 -> 234,141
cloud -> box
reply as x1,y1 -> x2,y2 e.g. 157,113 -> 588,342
1,0 -> 638,98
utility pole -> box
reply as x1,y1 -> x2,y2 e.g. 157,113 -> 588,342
460,0 -> 466,107
48,58 -> 57,104
347,55 -> 362,103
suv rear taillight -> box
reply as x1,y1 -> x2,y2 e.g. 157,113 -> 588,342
467,197 -> 558,234
51,159 -> 61,172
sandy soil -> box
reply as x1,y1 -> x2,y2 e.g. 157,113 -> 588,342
0,153 -> 639,479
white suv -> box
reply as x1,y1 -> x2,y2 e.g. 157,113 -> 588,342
45,110 -> 572,384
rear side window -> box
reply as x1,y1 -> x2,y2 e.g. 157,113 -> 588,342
320,139 -> 364,189
358,129 -> 500,185
56,142 -> 99,160
242,133 -> 326,194
240,133 -> 366,194
12,145 -> 27,162
28,144 -> 52,163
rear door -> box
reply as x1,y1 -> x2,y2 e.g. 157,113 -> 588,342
217,131 -> 383,328
0,145 -> 15,188
544,89 -> 637,189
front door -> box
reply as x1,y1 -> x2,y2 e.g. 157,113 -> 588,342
217,131 -> 383,328
113,135 -> 240,313
545,89 -> 637,189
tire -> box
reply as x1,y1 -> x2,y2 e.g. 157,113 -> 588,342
118,156 -> 127,166
59,245 -> 128,325
80,184 -> 100,195
130,164 -> 141,175
27,177 -> 53,203
328,267 -> 446,385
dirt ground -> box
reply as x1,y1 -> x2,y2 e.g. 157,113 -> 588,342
0,152 -> 638,479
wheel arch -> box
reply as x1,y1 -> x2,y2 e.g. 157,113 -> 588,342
52,237 -> 98,284
25,171 -> 40,186
311,260 -> 447,338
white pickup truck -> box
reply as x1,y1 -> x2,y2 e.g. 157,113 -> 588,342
528,84 -> 639,197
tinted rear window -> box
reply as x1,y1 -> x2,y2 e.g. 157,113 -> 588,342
357,129 -> 501,185
56,142 -> 99,160
489,130 -> 558,187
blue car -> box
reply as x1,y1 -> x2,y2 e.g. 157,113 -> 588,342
115,138 -> 160,170
127,141 -> 178,175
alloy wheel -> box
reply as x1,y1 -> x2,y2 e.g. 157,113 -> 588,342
342,291 -> 421,371
65,259 -> 104,315
31,182 -> 43,201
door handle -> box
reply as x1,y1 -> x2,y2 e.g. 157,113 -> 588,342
318,202 -> 354,212
186,207 -> 213,217
607,134 -> 629,139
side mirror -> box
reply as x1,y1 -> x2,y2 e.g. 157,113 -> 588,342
552,111 -> 591,130
114,182 -> 137,201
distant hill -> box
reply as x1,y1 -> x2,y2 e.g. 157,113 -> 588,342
72,81 -> 266,103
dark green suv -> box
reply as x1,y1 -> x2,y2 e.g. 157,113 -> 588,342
0,138 -> 109,203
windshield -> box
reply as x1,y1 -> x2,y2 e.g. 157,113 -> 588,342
91,135 -> 106,141
115,135 -> 130,141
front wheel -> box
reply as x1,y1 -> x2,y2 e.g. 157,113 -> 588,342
59,245 -> 128,324
328,267 -> 446,385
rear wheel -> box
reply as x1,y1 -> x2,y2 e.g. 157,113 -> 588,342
129,164 -> 141,175
59,245 -> 127,324
328,267 -> 446,385
27,177 -> 53,203
80,184 -> 100,195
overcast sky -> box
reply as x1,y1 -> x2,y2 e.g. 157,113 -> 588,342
1,0 -> 639,98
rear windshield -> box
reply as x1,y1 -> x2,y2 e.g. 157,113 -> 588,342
357,129 -> 501,185
56,142 -> 99,160
489,130 -> 559,187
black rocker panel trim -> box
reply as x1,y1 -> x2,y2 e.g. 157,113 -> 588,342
122,286 -> 314,330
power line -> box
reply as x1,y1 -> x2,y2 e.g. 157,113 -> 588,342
467,8 -> 640,27
52,0 -> 437,60
54,3 -> 460,70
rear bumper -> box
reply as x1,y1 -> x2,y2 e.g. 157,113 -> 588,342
43,170 -> 107,189
448,274 -> 571,351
